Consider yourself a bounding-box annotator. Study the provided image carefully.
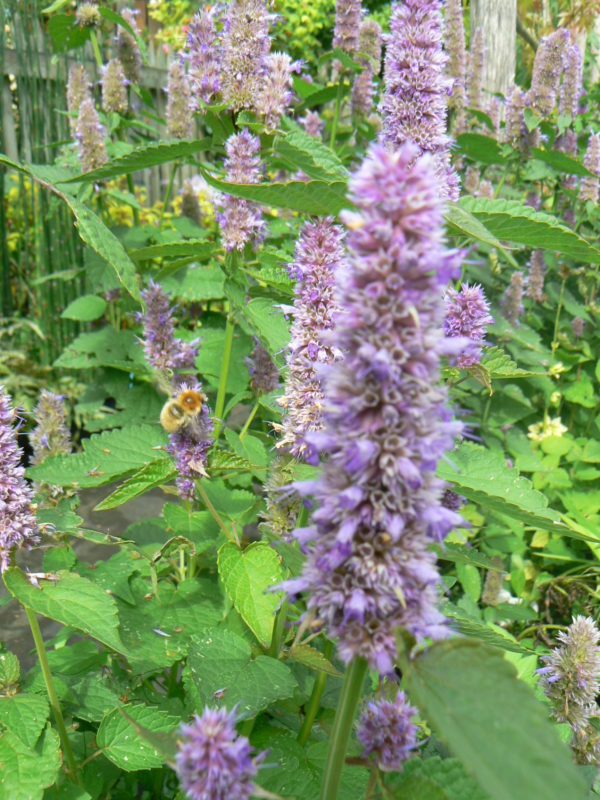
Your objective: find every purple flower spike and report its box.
[67,64,91,135]
[116,8,142,84]
[75,99,107,172]
[246,338,279,395]
[138,280,199,373]
[446,0,467,126]
[0,387,39,573]
[560,38,583,118]
[218,130,265,252]
[301,111,324,138]
[221,0,270,112]
[526,250,546,303]
[501,272,524,326]
[467,26,485,112]
[351,19,382,118]
[444,283,493,368]
[332,0,362,54]
[187,10,222,106]
[166,60,193,139]
[102,59,128,115]
[381,0,459,201]
[277,218,345,460]
[504,83,526,151]
[572,317,585,338]
[167,381,213,501]
[30,391,71,465]
[283,144,464,672]
[175,706,267,800]
[357,691,418,771]
[527,29,569,117]
[255,52,294,130]
[579,133,600,204]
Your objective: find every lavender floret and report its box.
[30,391,71,465]
[357,691,418,771]
[187,10,222,106]
[138,280,199,372]
[444,283,493,368]
[218,130,265,252]
[75,99,107,172]
[221,0,270,112]
[166,60,193,139]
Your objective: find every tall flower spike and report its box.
[527,250,546,302]
[381,0,459,201]
[277,218,345,460]
[75,99,108,172]
[255,52,294,130]
[446,0,467,126]
[444,283,493,368]
[221,0,270,112]
[166,60,193,139]
[116,8,142,84]
[138,280,199,372]
[332,0,362,54]
[0,387,39,573]
[357,691,419,771]
[102,59,128,115]
[579,133,600,204]
[467,26,485,112]
[351,19,382,117]
[301,111,324,138]
[187,10,222,106]
[560,38,583,118]
[30,391,71,465]
[501,272,524,325]
[359,18,382,68]
[504,84,526,151]
[181,180,203,226]
[487,96,502,137]
[260,456,301,540]
[167,381,213,500]
[218,130,265,252]
[246,338,279,395]
[527,29,569,117]
[283,145,464,672]
[67,64,91,135]
[175,707,267,800]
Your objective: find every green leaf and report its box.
[274,130,349,182]
[218,542,284,647]
[201,170,349,215]
[531,147,593,177]
[456,563,482,603]
[3,569,126,655]
[48,14,90,52]
[402,639,588,800]
[460,197,600,263]
[97,704,179,771]
[0,652,20,690]
[27,424,167,489]
[438,442,564,532]
[61,294,107,322]
[53,328,148,374]
[93,459,177,511]
[389,756,489,800]
[243,297,290,355]
[0,726,61,800]
[444,205,518,267]
[443,606,534,655]
[0,695,49,748]
[456,133,507,165]
[564,372,597,407]
[61,140,211,183]
[289,644,342,677]
[161,265,226,302]
[480,346,543,379]
[183,629,297,716]
[98,7,147,57]
[129,239,213,262]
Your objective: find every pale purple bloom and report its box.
[352,19,382,116]
[75,99,107,172]
[75,3,100,27]
[357,691,418,771]
[359,18,382,68]
[525,190,541,211]
[182,180,202,226]
[277,219,345,460]
[0,387,39,573]
[478,179,493,199]
[467,26,485,112]
[116,8,142,84]
[30,391,71,465]
[187,10,221,106]
[526,250,546,302]
[332,0,361,54]
[560,39,583,118]
[221,0,270,112]
[572,317,585,338]
[501,272,524,326]
[352,68,374,116]
[102,59,128,115]
[175,707,266,800]
[301,111,324,138]
[246,338,279,395]
[487,95,502,137]
[464,165,480,195]
[283,145,464,672]
[579,133,600,204]
[504,83,526,151]
[446,0,466,125]
[381,0,459,201]
[167,382,213,501]
[255,53,294,130]
[67,64,91,135]
[167,60,193,139]
[138,280,199,372]
[444,283,493,368]
[218,130,265,252]
[527,29,570,117]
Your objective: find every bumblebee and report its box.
[159,389,207,437]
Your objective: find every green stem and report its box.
[25,607,79,783]
[321,657,368,800]
[196,481,234,542]
[329,81,344,149]
[239,716,256,739]
[268,600,289,658]
[551,278,566,354]
[239,401,259,440]
[213,316,235,440]
[89,30,103,70]
[297,640,333,747]
[159,162,178,225]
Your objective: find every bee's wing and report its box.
[154,368,175,397]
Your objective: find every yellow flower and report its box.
[527,415,568,442]
[549,361,566,378]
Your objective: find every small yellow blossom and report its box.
[527,415,568,442]
[549,362,566,378]
[550,391,561,406]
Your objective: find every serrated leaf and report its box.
[274,130,349,182]
[389,757,490,800]
[444,204,513,262]
[129,239,213,262]
[201,170,349,215]
[183,629,297,716]
[531,147,593,176]
[289,644,342,677]
[53,328,149,374]
[61,140,211,183]
[0,695,49,748]
[209,450,254,473]
[480,346,543,379]
[3,569,126,655]
[161,265,226,301]
[443,606,534,655]
[460,197,600,263]
[97,704,179,771]
[243,297,290,355]
[61,294,107,321]
[48,14,89,52]
[0,652,20,690]
[218,542,284,647]
[402,639,587,800]
[438,442,564,532]
[0,726,60,800]
[456,133,507,165]
[94,459,177,510]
